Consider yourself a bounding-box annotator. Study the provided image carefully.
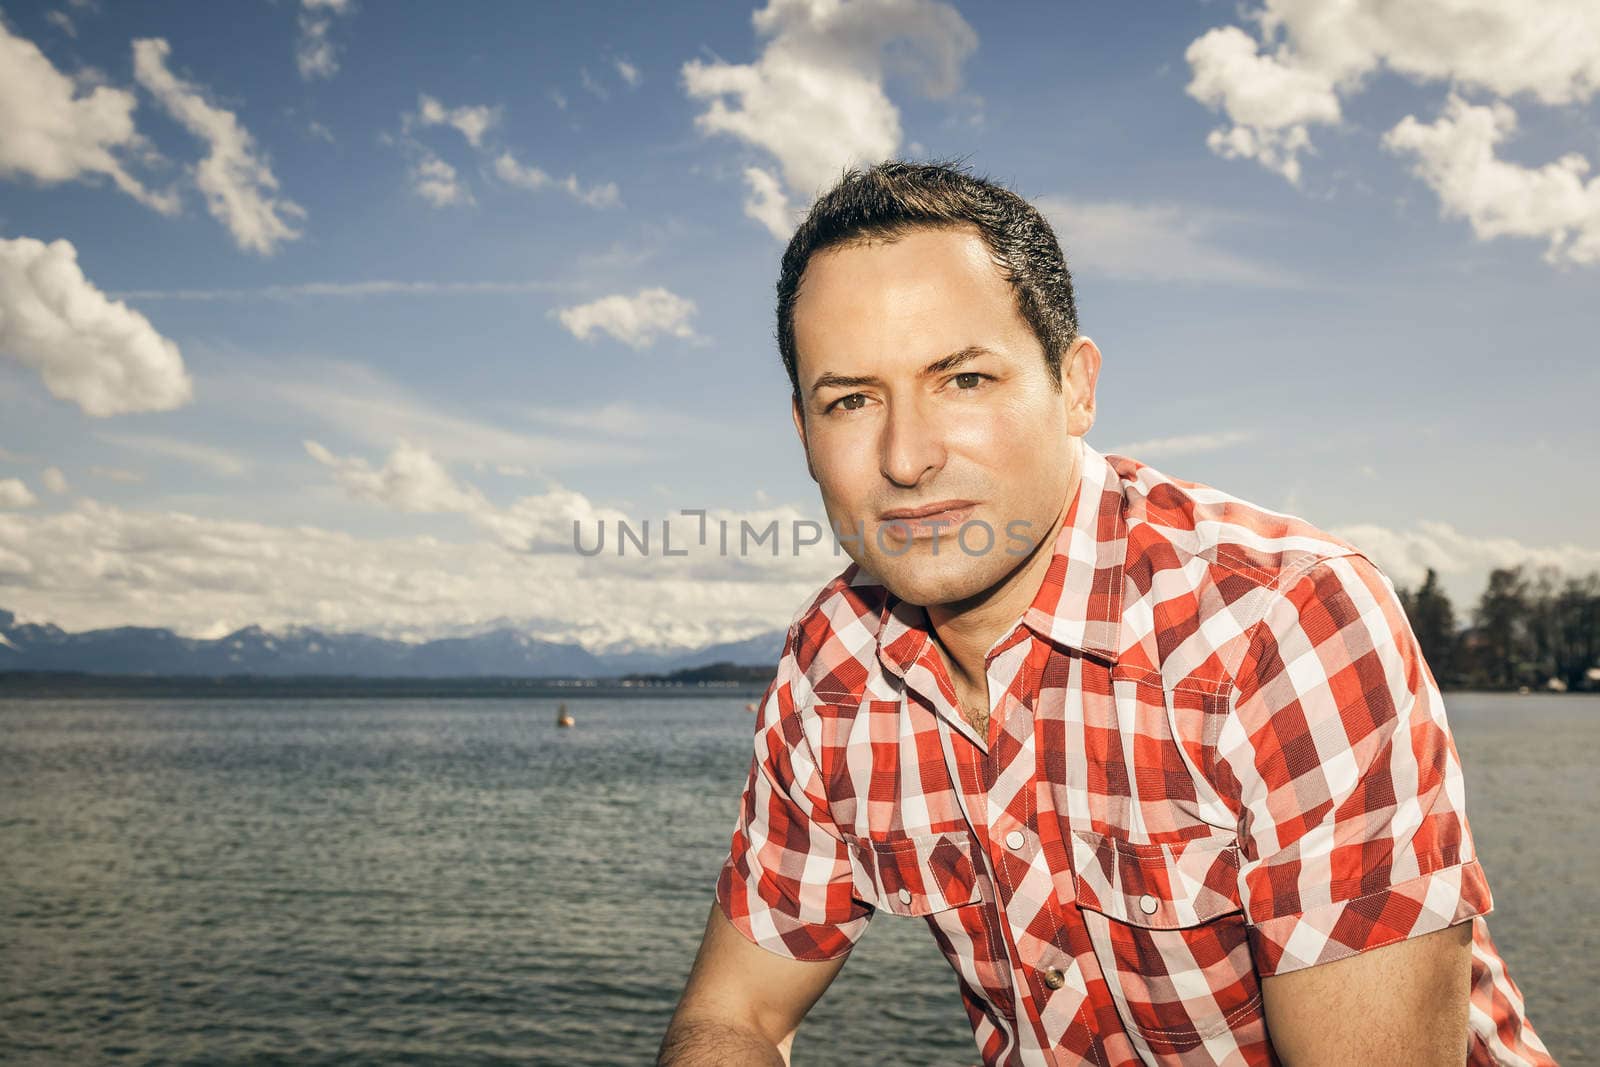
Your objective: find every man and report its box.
[658,161,1553,1065]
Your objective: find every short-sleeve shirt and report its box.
[715,440,1553,1066]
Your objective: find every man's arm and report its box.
[657,903,849,1066]
[1221,553,1492,1055]
[1260,922,1473,1065]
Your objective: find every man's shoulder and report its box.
[1107,451,1364,593]
[771,560,890,703]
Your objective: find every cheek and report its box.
[947,398,1057,470]
[808,430,874,504]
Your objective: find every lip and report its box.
[877,501,979,540]
[880,499,979,521]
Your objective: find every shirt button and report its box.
[897,887,913,905]
[1042,967,1066,990]
[1139,893,1159,915]
[1004,829,1026,851]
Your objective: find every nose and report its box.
[879,395,946,488]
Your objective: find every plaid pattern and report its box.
[716,440,1554,1066]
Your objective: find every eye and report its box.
[951,371,990,390]
[827,392,868,413]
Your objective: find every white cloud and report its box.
[0,478,37,509]
[410,153,471,207]
[296,0,355,81]
[1333,519,1600,608]
[740,166,797,241]
[0,235,193,416]
[414,94,498,148]
[682,0,977,237]
[44,10,76,38]
[132,37,306,254]
[0,493,838,651]
[1035,196,1298,287]
[580,67,608,100]
[615,57,641,87]
[1103,430,1256,459]
[40,466,68,494]
[552,287,700,349]
[1184,25,1339,185]
[94,432,248,477]
[493,150,619,207]
[0,22,177,212]
[1184,0,1600,201]
[305,439,486,514]
[1383,95,1600,266]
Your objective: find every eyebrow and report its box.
[808,344,997,396]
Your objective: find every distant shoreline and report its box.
[0,671,771,700]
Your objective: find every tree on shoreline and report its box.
[1396,564,1600,692]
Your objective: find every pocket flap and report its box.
[851,830,983,917]
[1070,831,1243,930]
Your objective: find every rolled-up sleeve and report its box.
[1220,552,1491,977]
[715,652,872,961]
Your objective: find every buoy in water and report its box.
[556,702,575,727]
[744,702,757,713]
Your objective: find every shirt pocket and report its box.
[1070,830,1265,1057]
[848,829,984,917]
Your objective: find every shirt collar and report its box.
[872,438,1127,677]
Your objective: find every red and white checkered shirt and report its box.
[716,440,1554,1065]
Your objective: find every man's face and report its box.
[789,224,1099,608]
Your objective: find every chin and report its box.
[871,551,1015,609]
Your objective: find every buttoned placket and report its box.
[897,619,1089,1066]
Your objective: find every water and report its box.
[0,691,1592,1065]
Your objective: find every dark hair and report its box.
[776,157,1078,402]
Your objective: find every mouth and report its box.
[878,500,979,540]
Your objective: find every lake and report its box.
[0,690,1591,1064]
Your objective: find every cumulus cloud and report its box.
[413,94,498,148]
[132,37,306,254]
[0,21,177,212]
[302,440,839,585]
[305,439,486,514]
[296,0,355,81]
[1184,0,1600,262]
[615,57,641,88]
[1184,25,1340,185]
[493,150,620,207]
[1036,196,1298,287]
[40,467,68,494]
[682,0,977,238]
[0,235,193,416]
[1333,519,1600,607]
[1383,95,1600,267]
[410,153,471,207]
[0,478,37,509]
[0,493,838,652]
[552,287,700,349]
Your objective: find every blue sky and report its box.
[2,0,1598,652]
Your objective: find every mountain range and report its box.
[0,608,787,679]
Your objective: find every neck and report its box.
[926,438,1084,687]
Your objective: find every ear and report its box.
[791,393,818,482]
[1062,336,1101,437]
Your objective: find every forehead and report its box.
[791,225,1029,380]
